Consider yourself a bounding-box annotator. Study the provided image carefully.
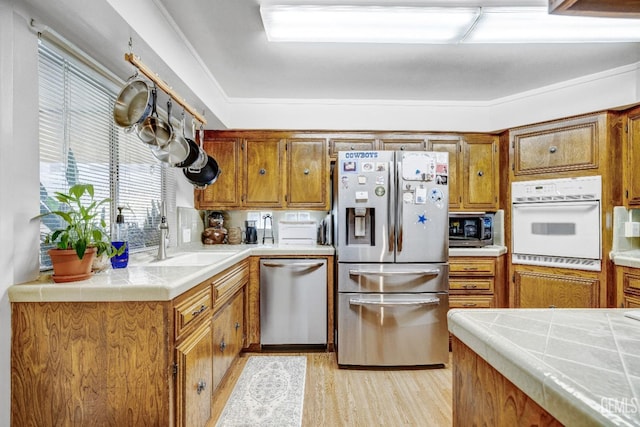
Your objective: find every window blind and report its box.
[38,39,177,269]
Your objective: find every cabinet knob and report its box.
[235,321,241,331]
[220,340,226,352]
[196,380,206,395]
[549,304,557,309]
[259,168,266,175]
[303,168,310,175]
[549,146,557,154]
[477,171,484,177]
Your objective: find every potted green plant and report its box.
[36,183,124,283]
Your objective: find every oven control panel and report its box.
[512,176,601,202]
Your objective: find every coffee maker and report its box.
[245,220,258,244]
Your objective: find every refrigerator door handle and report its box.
[349,297,441,307]
[396,159,403,252]
[348,269,440,277]
[388,159,394,253]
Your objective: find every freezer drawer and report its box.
[260,259,327,345]
[337,263,449,293]
[337,292,449,366]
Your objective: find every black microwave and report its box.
[448,213,494,247]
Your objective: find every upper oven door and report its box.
[512,200,601,260]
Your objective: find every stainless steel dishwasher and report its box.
[260,259,327,346]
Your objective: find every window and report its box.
[38,38,176,269]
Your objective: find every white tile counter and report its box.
[611,249,640,269]
[9,244,335,302]
[448,308,640,427]
[449,245,507,257]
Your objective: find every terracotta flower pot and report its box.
[48,247,97,283]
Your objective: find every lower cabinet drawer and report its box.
[449,295,494,309]
[449,278,494,293]
[624,294,640,308]
[174,286,212,340]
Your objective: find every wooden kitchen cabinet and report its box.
[197,131,329,210]
[449,255,506,309]
[244,137,285,207]
[549,0,640,18]
[213,289,245,391]
[512,267,599,308]
[11,260,249,427]
[509,113,605,178]
[286,138,329,209]
[328,134,377,158]
[615,265,640,308]
[430,134,499,211]
[378,134,428,151]
[623,106,640,206]
[196,136,243,209]
[175,319,213,427]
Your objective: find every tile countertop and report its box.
[611,249,640,269]
[448,308,640,427]
[9,244,335,303]
[449,245,507,257]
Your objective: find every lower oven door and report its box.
[512,200,600,260]
[337,292,448,367]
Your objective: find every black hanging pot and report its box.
[174,137,201,168]
[183,155,221,189]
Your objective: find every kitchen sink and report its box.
[132,251,237,267]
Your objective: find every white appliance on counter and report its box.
[334,150,449,367]
[511,176,602,271]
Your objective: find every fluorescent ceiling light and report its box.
[260,5,480,44]
[260,5,640,44]
[466,7,640,43]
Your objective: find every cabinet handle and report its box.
[549,146,557,154]
[235,321,241,331]
[463,284,477,289]
[259,168,266,175]
[477,171,483,177]
[196,380,206,395]
[462,303,477,307]
[192,304,207,317]
[220,340,226,352]
[549,305,557,309]
[463,267,479,271]
[303,168,310,175]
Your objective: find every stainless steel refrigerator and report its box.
[335,150,449,367]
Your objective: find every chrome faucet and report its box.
[157,201,169,260]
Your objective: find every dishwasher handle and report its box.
[349,297,441,307]
[262,261,325,269]
[349,269,440,277]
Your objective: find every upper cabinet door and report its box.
[510,115,601,177]
[243,138,285,207]
[463,135,499,211]
[196,136,242,209]
[625,106,640,206]
[286,138,329,209]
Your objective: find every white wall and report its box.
[0,1,41,425]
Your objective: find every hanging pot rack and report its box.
[124,53,207,126]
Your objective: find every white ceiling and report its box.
[15,0,640,131]
[159,0,640,101]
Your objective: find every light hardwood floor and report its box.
[211,352,453,426]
